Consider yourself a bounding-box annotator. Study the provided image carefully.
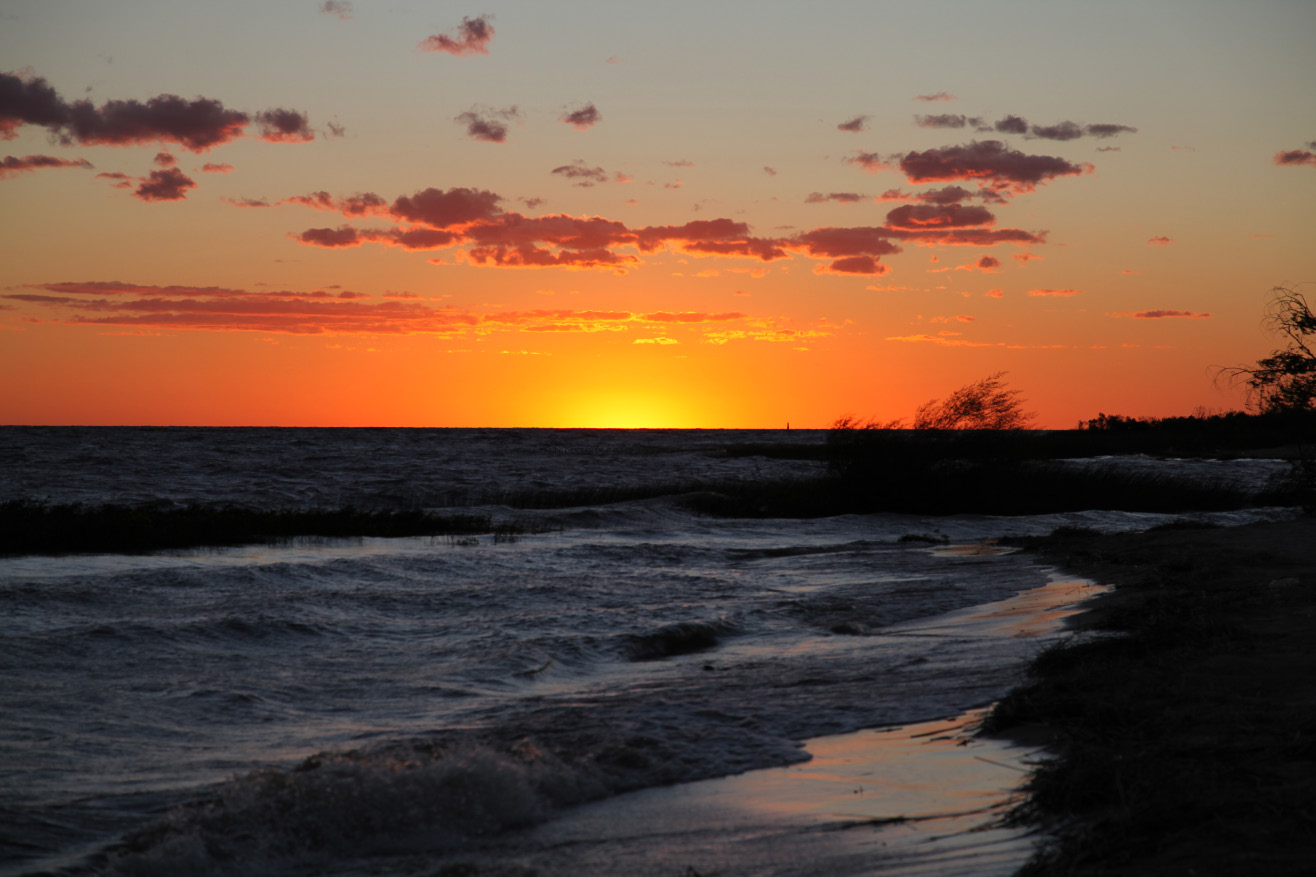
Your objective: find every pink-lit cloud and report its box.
[846,151,890,173]
[1029,288,1083,296]
[914,92,956,102]
[1147,235,1173,246]
[281,190,388,216]
[0,153,92,178]
[885,203,995,230]
[561,103,601,130]
[134,167,195,201]
[201,162,233,173]
[1274,143,1316,167]
[419,15,495,55]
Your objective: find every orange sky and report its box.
[2,1,1314,427]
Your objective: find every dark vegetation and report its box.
[0,500,534,557]
[983,518,1316,875]
[1218,284,1316,415]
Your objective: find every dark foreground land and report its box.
[987,515,1316,875]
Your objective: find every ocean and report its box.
[0,427,1294,876]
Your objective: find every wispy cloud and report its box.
[454,105,519,143]
[419,15,495,55]
[0,153,92,178]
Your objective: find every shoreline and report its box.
[356,565,1104,876]
[986,514,1316,874]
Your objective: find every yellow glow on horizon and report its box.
[559,390,696,429]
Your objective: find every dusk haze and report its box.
[3,0,1313,427]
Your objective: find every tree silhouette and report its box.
[1222,285,1316,414]
[912,371,1037,430]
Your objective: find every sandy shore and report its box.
[987,514,1316,875]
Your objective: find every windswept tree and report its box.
[1221,285,1316,414]
[912,371,1037,430]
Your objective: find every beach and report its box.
[987,515,1316,874]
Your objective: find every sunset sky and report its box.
[2,0,1314,428]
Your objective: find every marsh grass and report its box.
[0,500,538,557]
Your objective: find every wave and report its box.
[72,715,807,876]
[622,618,736,661]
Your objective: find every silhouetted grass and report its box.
[983,518,1316,875]
[0,500,537,557]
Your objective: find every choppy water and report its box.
[0,428,1295,875]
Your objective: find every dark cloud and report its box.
[819,255,887,275]
[1,71,312,152]
[254,108,314,143]
[792,226,903,259]
[133,167,196,201]
[223,196,270,208]
[915,114,968,129]
[64,94,250,151]
[993,113,1137,141]
[419,15,495,55]
[993,115,1029,135]
[391,186,502,227]
[152,151,175,166]
[898,140,1091,194]
[1085,123,1138,138]
[561,103,601,130]
[915,92,956,102]
[762,166,777,176]
[804,192,864,204]
[975,255,1000,272]
[551,160,609,186]
[665,159,695,168]
[201,162,233,173]
[0,153,92,178]
[0,72,68,139]
[297,226,363,248]
[454,106,518,143]
[837,115,869,133]
[885,203,995,229]
[1029,120,1084,141]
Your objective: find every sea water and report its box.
[0,428,1293,875]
